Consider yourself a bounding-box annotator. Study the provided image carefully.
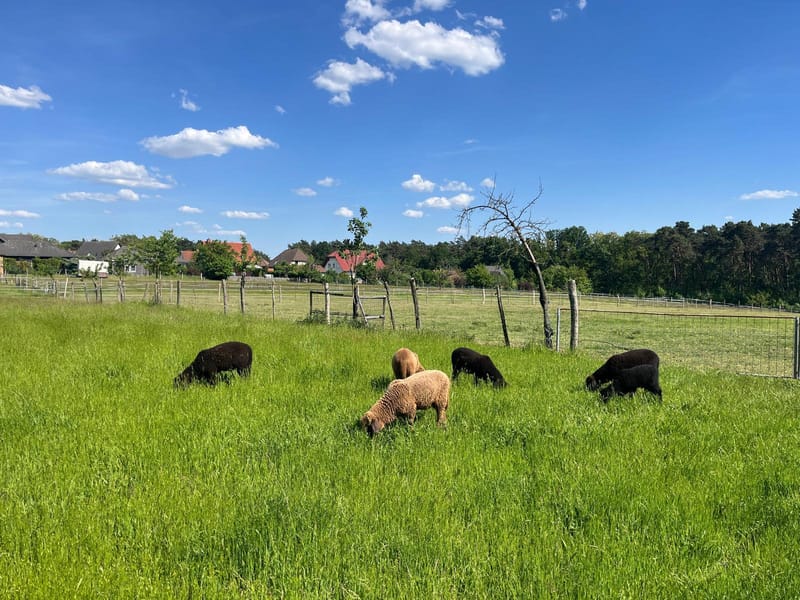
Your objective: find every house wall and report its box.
[78,259,109,275]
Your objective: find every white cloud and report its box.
[141,125,278,158]
[116,188,140,201]
[313,58,388,106]
[179,205,203,214]
[177,89,200,112]
[294,187,317,197]
[476,16,504,30]
[480,177,496,188]
[417,193,473,209]
[0,209,39,218]
[345,20,504,76]
[335,206,354,218]
[0,221,24,229]
[402,173,436,192]
[344,0,390,24]
[56,188,139,202]
[578,0,588,9]
[413,0,450,11]
[437,225,459,234]
[317,176,338,187]
[49,160,175,189]
[0,84,52,109]
[221,210,270,220]
[403,209,424,218]
[740,189,799,200]
[211,224,248,237]
[550,9,567,22]
[440,180,473,192]
[275,104,286,115]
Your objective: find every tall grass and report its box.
[0,298,798,598]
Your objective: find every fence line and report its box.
[4,275,799,378]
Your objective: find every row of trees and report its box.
[289,209,800,309]
[11,208,800,310]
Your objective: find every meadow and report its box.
[1,297,799,598]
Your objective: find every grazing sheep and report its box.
[174,341,252,388]
[391,347,425,379]
[585,348,660,391]
[600,364,662,402]
[451,347,507,388]
[360,370,450,436]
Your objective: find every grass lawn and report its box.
[0,298,799,598]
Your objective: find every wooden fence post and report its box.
[568,279,579,351]
[222,279,228,315]
[383,280,396,330]
[239,276,246,314]
[176,280,181,306]
[496,285,510,347]
[324,282,331,325]
[410,277,421,330]
[271,281,276,320]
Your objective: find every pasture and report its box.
[1,298,799,598]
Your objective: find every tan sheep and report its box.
[360,369,450,436]
[391,347,425,379]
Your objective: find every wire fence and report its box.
[3,275,799,379]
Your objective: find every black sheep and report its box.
[600,364,662,402]
[585,348,659,391]
[451,346,507,388]
[174,341,253,388]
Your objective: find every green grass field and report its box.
[1,298,799,598]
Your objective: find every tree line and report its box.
[9,208,800,309]
[291,209,800,309]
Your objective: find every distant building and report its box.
[323,250,385,275]
[74,240,121,276]
[270,248,310,268]
[0,234,72,276]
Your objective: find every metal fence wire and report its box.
[568,308,799,379]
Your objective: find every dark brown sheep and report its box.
[391,347,425,379]
[174,341,252,388]
[360,370,450,436]
[451,347,506,388]
[600,364,662,401]
[585,348,659,391]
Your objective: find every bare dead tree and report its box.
[456,180,554,348]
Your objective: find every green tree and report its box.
[135,230,179,304]
[195,241,235,280]
[136,230,179,279]
[464,264,494,288]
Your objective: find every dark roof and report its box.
[271,248,310,266]
[74,240,121,258]
[0,234,72,259]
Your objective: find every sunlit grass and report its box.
[1,298,799,597]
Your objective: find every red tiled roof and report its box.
[326,250,385,271]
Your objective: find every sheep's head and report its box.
[585,375,599,391]
[360,413,385,437]
[173,368,194,389]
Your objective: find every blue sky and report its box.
[1,0,799,258]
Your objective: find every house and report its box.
[0,234,72,276]
[270,248,310,268]
[74,240,121,276]
[176,250,195,268]
[323,250,385,275]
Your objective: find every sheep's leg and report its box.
[435,404,447,427]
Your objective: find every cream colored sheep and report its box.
[391,347,425,379]
[360,370,450,436]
